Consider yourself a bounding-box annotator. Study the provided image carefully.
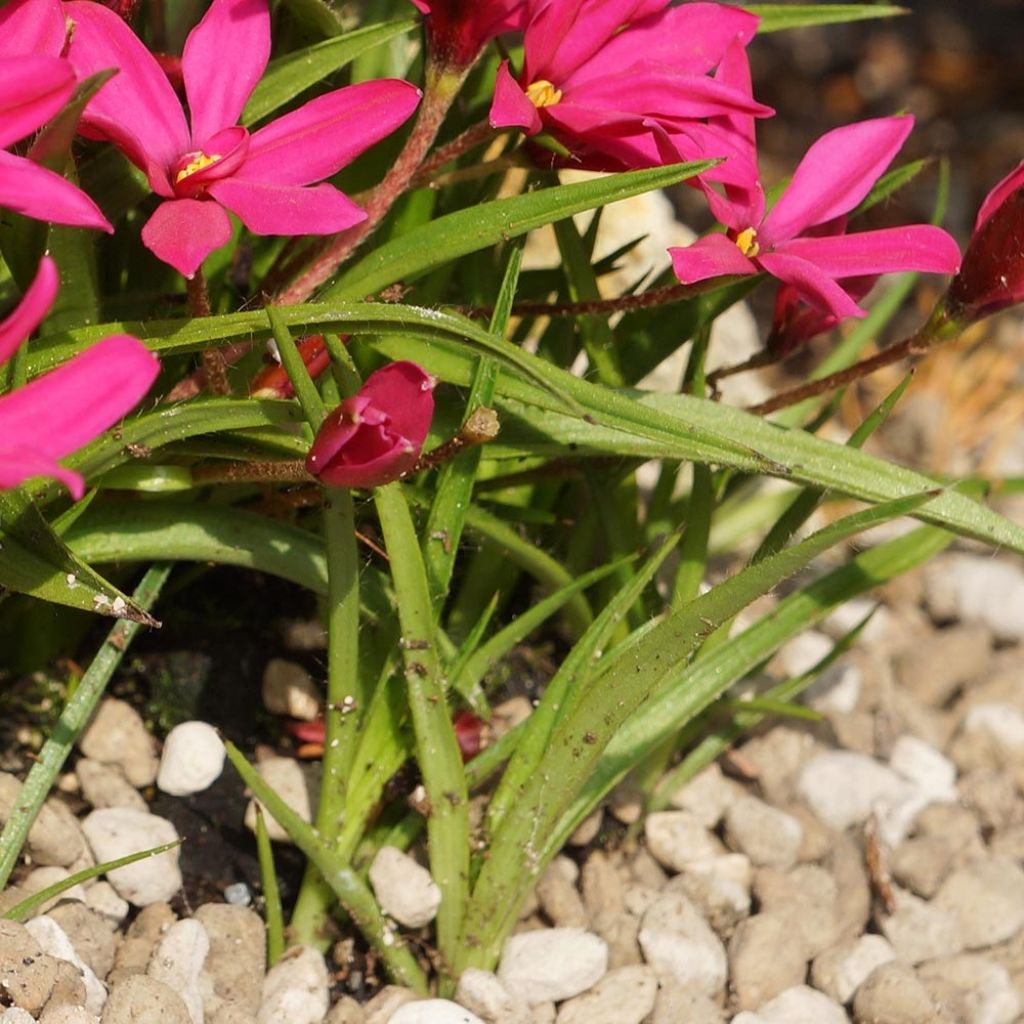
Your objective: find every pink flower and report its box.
[0,55,112,230]
[945,160,1024,323]
[0,257,160,498]
[488,0,772,173]
[306,362,435,488]
[0,0,67,59]
[65,0,421,278]
[670,116,962,322]
[765,277,877,356]
[410,0,526,67]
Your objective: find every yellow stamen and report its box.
[175,152,223,184]
[525,80,563,109]
[735,227,760,258]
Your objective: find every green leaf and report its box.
[853,159,931,218]
[277,0,347,38]
[748,4,907,32]
[324,160,717,300]
[242,19,417,125]
[0,491,155,623]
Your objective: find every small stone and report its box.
[388,1001,484,1024]
[666,763,741,828]
[81,808,182,906]
[889,835,958,898]
[324,995,365,1024]
[102,975,191,1024]
[368,847,441,929]
[724,797,803,869]
[957,704,1024,769]
[75,760,147,812]
[607,776,644,825]
[739,728,823,806]
[778,631,834,677]
[852,961,936,1024]
[0,1010,38,1024]
[566,809,602,848]
[535,858,587,930]
[79,699,159,788]
[934,858,1024,949]
[22,867,86,913]
[195,904,266,1019]
[454,969,529,1024]
[84,882,129,928]
[643,811,725,872]
[157,722,225,796]
[878,890,964,964]
[889,735,957,798]
[806,664,862,715]
[147,919,209,1024]
[45,902,118,980]
[729,913,808,1010]
[895,623,992,708]
[0,919,75,1015]
[580,852,624,919]
[830,837,872,938]
[256,946,328,1024]
[363,986,417,1024]
[109,902,175,982]
[0,774,86,868]
[924,555,1024,642]
[554,965,656,1024]
[498,929,607,1005]
[754,865,843,959]
[39,1006,100,1024]
[243,758,318,843]
[637,892,727,998]
[667,854,751,937]
[732,985,847,1024]
[261,660,320,721]
[25,915,106,1015]
[917,954,1020,1024]
[797,751,910,832]
[812,935,896,1005]
[527,1005,554,1024]
[650,983,725,1024]
[279,619,326,651]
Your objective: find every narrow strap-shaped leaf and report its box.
[749,4,906,32]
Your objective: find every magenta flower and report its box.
[0,0,66,59]
[65,0,421,278]
[410,0,526,67]
[0,55,112,230]
[488,0,772,173]
[306,362,436,488]
[0,257,160,498]
[670,116,962,322]
[945,160,1024,323]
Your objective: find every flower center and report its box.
[174,151,223,185]
[735,227,760,258]
[525,80,563,109]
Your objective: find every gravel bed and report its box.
[3,545,1024,1022]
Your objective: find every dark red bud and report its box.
[306,361,435,489]
[410,0,525,68]
[453,710,485,761]
[250,335,332,399]
[946,165,1024,324]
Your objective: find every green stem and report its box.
[0,563,170,889]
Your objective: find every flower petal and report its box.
[208,179,366,236]
[65,0,189,183]
[489,60,542,133]
[140,197,233,277]
[0,334,159,496]
[0,149,112,231]
[182,0,270,146]
[241,80,421,186]
[975,159,1024,233]
[0,448,84,497]
[0,256,58,366]
[669,232,758,283]
[0,0,67,59]
[778,226,961,278]
[757,250,865,320]
[761,116,914,244]
[0,55,75,148]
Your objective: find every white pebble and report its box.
[796,751,910,832]
[644,811,724,871]
[637,892,727,998]
[148,919,210,1024]
[257,945,328,1024]
[812,934,896,1004]
[498,929,608,1005]
[157,721,226,796]
[925,556,1024,642]
[388,1000,485,1024]
[25,915,106,1015]
[733,984,847,1024]
[455,968,529,1024]
[81,807,182,906]
[261,659,321,721]
[243,757,318,843]
[963,704,1024,757]
[724,796,803,869]
[0,1010,37,1024]
[778,631,834,677]
[78,698,159,787]
[369,847,441,928]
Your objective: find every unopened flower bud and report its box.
[306,361,435,489]
[945,161,1024,324]
[250,335,331,399]
[410,0,524,68]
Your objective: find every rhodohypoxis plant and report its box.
[5,0,1024,1009]
[0,258,159,495]
[64,0,421,277]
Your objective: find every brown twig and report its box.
[745,328,940,417]
[410,119,498,188]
